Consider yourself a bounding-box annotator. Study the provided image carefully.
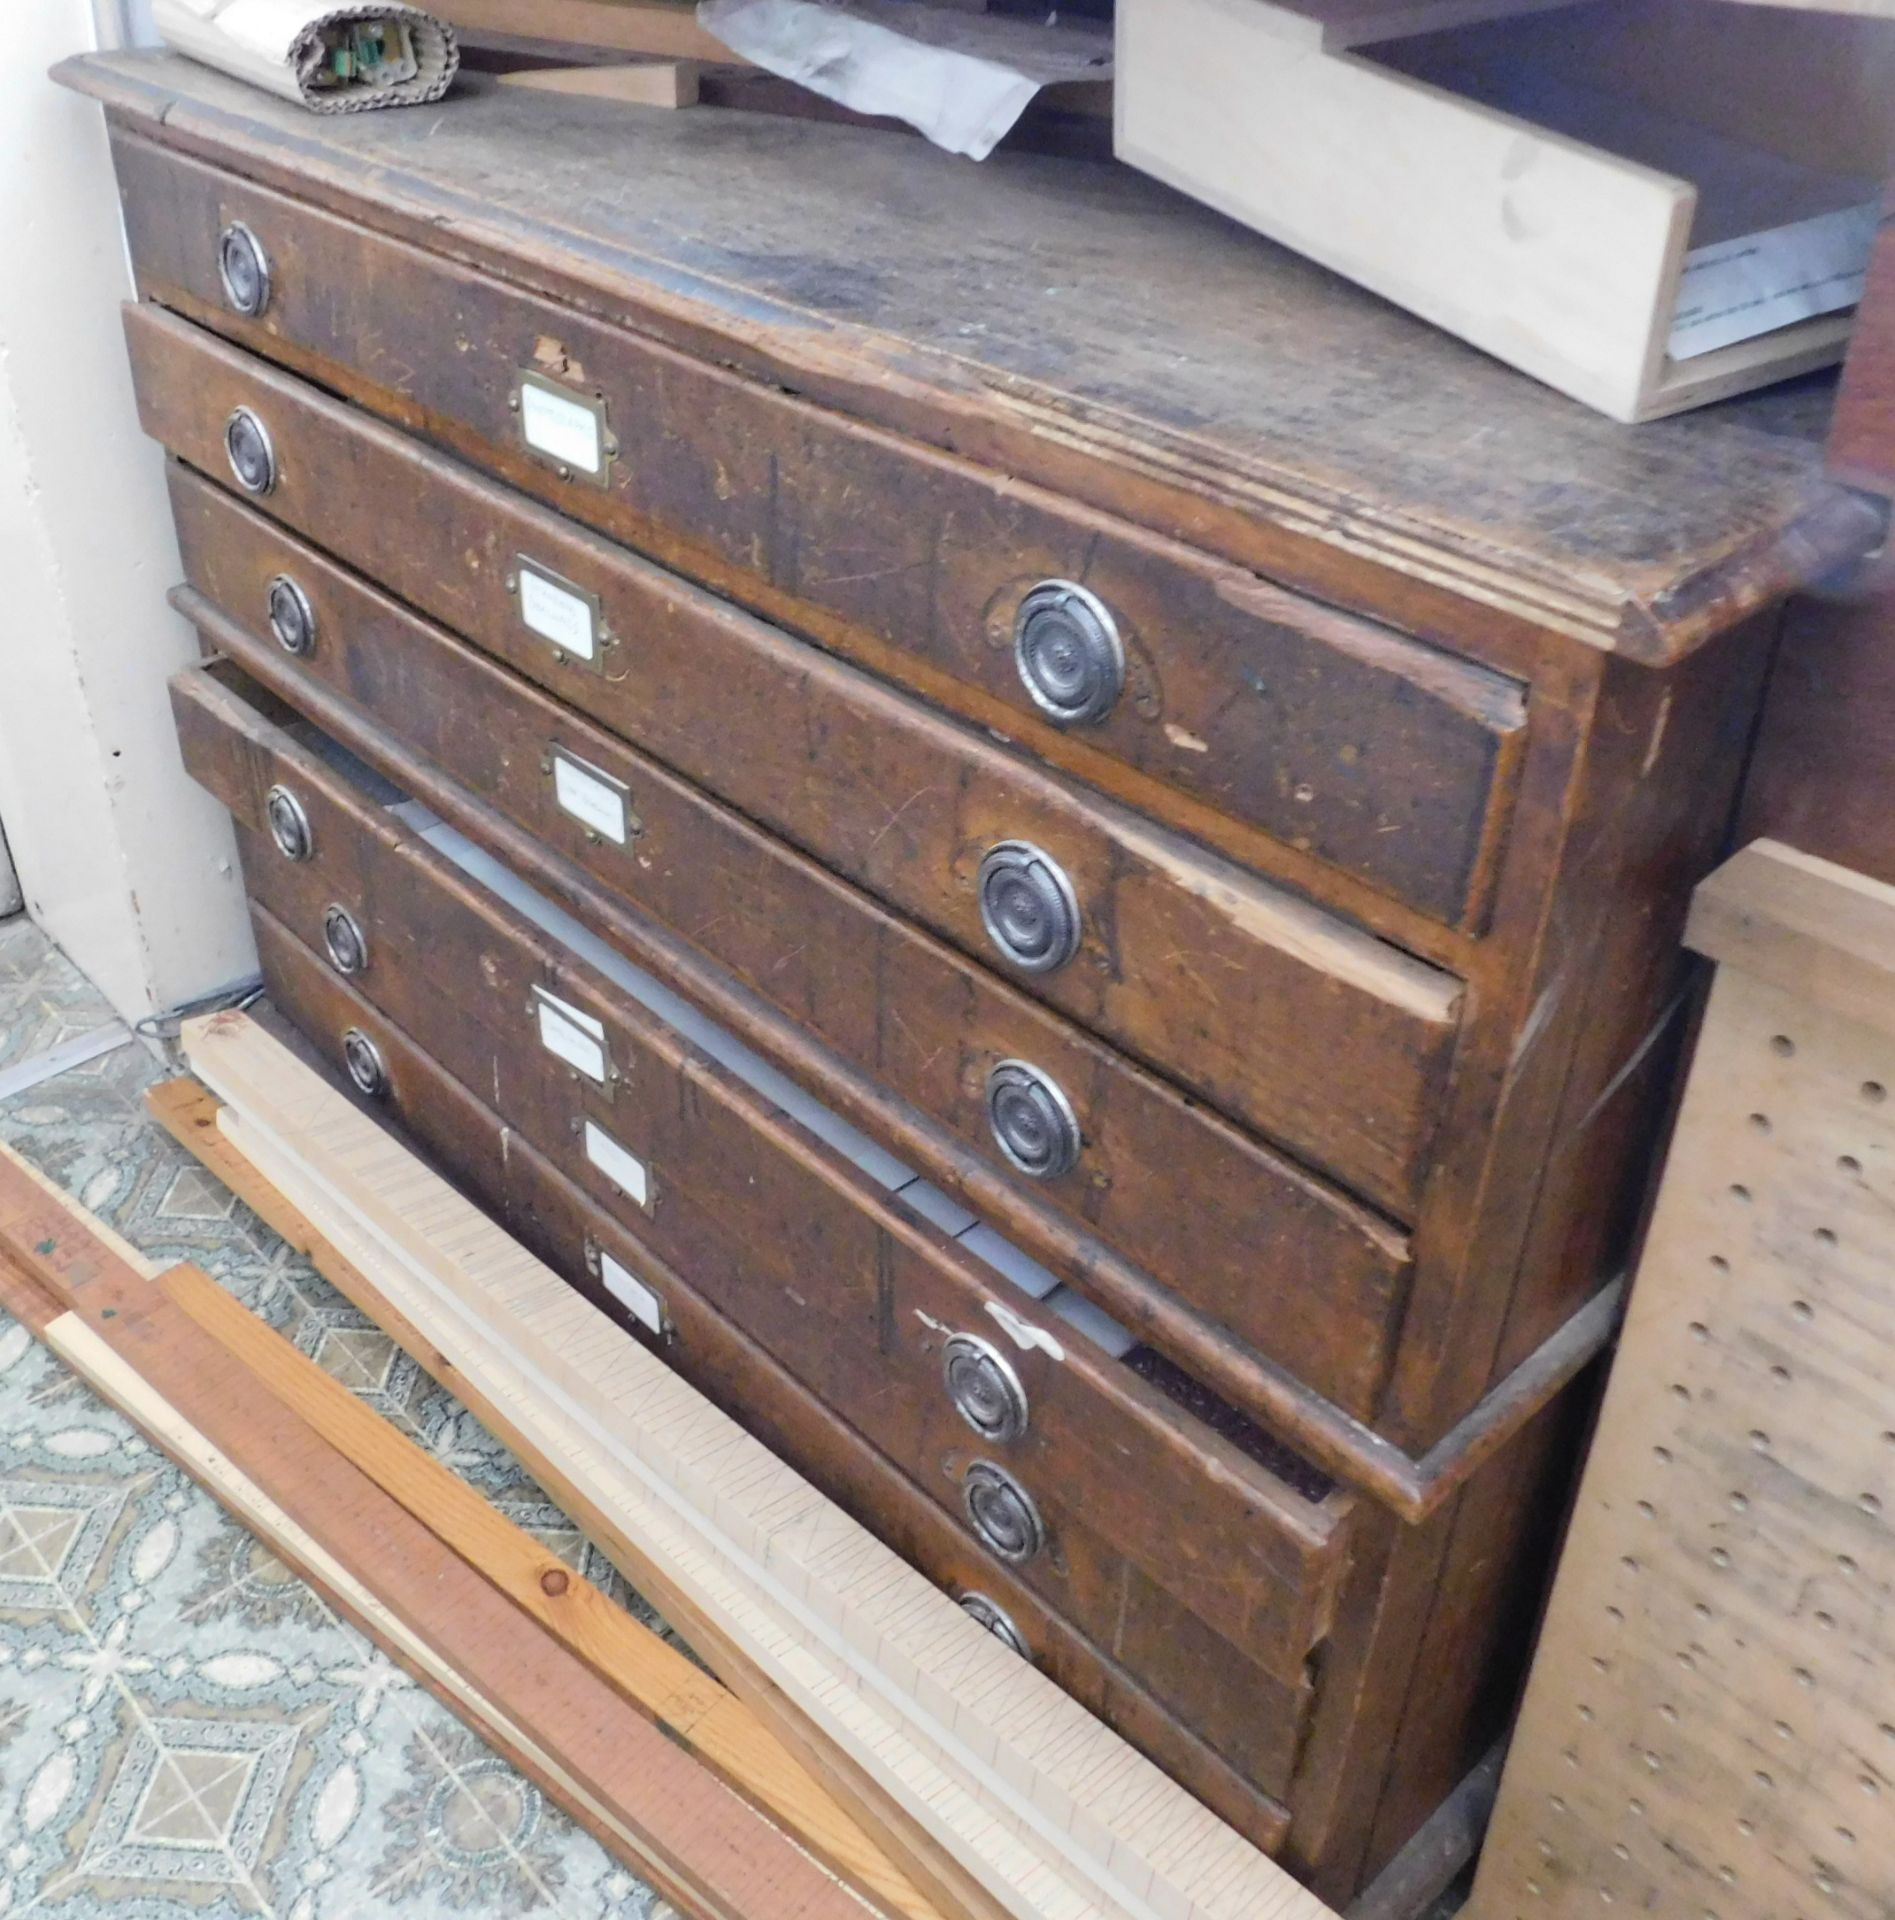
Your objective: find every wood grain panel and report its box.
[113,131,1527,930]
[170,662,1352,1677]
[222,943,1318,1823]
[129,318,1467,1218]
[167,480,1413,1417]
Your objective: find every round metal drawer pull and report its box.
[976,842,1081,975]
[266,575,317,656]
[962,1462,1046,1565]
[985,1061,1081,1181]
[224,407,277,495]
[264,785,313,863]
[217,221,272,317]
[959,1593,1030,1658]
[1013,581,1124,728]
[341,1028,388,1098]
[322,904,369,977]
[943,1333,1029,1443]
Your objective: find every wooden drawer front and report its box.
[239,910,1317,1827]
[173,664,1350,1678]
[133,310,1465,1222]
[116,132,1526,931]
[1830,194,1895,493]
[175,476,1411,1419]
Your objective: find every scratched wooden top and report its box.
[61,52,1884,663]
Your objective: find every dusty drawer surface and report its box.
[248,916,1313,1835]
[63,49,1877,671]
[131,304,1465,1230]
[172,662,1353,1682]
[112,133,1527,932]
[170,470,1416,1422]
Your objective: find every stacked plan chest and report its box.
[61,50,1886,1905]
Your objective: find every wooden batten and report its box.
[0,1155,887,1920]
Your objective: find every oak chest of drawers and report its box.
[63,48,1887,1907]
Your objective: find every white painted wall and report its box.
[0,0,255,1018]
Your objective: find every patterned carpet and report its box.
[0,916,682,1919]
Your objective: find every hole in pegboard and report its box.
[1711,1254,1731,1272]
[1730,1183,1753,1202]
[1749,1111,1773,1133]
[1839,1154,1862,1175]
[1771,1034,1797,1057]
[1863,1081,1887,1105]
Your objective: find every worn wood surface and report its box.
[170,494,1419,1417]
[57,52,1880,668]
[170,663,1352,1677]
[1740,580,1895,891]
[139,336,1468,1211]
[152,1040,1311,1844]
[1743,195,1894,888]
[112,133,1535,940]
[1829,194,1895,494]
[1469,864,1895,1920]
[171,572,1418,1427]
[156,1257,943,1920]
[182,1009,1338,1920]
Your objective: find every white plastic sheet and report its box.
[697,0,1111,159]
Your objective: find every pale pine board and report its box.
[1469,945,1895,1916]
[183,1012,1330,1920]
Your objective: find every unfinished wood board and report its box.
[182,1011,1333,1920]
[430,0,749,60]
[0,1242,870,1920]
[1467,851,1895,1920]
[497,60,700,105]
[1114,0,1890,419]
[156,1257,940,1920]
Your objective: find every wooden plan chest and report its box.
[61,48,1886,1904]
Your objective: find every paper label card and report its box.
[517,373,607,477]
[597,1247,666,1336]
[516,562,599,662]
[550,748,631,846]
[584,1120,651,1209]
[533,987,608,1084]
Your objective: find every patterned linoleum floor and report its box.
[0,914,683,1920]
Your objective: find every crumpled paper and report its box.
[697,0,1111,159]
[153,0,458,112]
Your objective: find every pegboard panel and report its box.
[1469,953,1895,1920]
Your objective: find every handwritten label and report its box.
[516,562,598,662]
[598,1247,665,1336]
[533,987,608,1084]
[518,375,605,475]
[551,749,630,845]
[584,1120,650,1209]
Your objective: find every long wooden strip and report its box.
[217,1097,1094,1920]
[157,1258,940,1920]
[0,1239,870,1920]
[183,1010,1332,1920]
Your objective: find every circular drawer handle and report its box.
[224,407,277,495]
[217,221,272,318]
[264,785,313,863]
[322,904,370,977]
[959,1592,1030,1658]
[341,1027,388,1098]
[986,1061,1080,1180]
[962,1462,1045,1564]
[977,842,1081,975]
[1014,581,1123,728]
[943,1333,1029,1442]
[266,575,317,656]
